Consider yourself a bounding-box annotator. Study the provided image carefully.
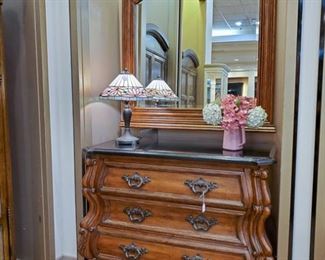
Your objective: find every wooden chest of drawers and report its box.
[78,141,275,260]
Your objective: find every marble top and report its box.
[84,137,275,166]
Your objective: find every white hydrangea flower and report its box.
[202,103,222,126]
[247,106,268,128]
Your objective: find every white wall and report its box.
[42,1,122,258]
[78,0,121,148]
[138,0,179,88]
[45,0,77,258]
[204,0,213,64]
[3,0,56,258]
[292,1,321,259]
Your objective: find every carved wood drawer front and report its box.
[96,233,248,260]
[101,160,248,209]
[80,150,274,259]
[101,196,245,245]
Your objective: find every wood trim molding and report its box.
[69,1,86,259]
[0,3,14,258]
[146,23,170,52]
[122,0,142,73]
[33,0,56,258]
[122,0,277,131]
[182,49,200,68]
[257,0,276,124]
[127,106,275,132]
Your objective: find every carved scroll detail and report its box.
[248,168,273,259]
[78,157,105,259]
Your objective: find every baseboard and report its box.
[57,256,77,260]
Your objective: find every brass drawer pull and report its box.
[186,214,217,232]
[122,172,151,189]
[184,178,217,198]
[123,207,152,223]
[183,255,204,260]
[119,243,148,259]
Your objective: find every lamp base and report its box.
[115,128,139,147]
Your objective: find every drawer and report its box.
[96,232,249,260]
[101,196,245,246]
[100,158,250,209]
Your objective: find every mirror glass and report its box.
[135,0,259,108]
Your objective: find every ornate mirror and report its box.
[122,0,276,132]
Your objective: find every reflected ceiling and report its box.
[212,0,259,42]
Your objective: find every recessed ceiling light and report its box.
[256,21,260,25]
[235,21,242,27]
[234,58,239,62]
[212,29,237,37]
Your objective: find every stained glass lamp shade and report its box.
[100,70,147,100]
[145,78,179,101]
[100,70,148,146]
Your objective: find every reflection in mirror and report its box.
[135,0,259,108]
[135,0,180,89]
[207,0,259,104]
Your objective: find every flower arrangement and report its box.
[203,95,267,130]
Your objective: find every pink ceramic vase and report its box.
[222,128,246,151]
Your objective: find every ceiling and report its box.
[211,41,258,70]
[211,0,259,70]
[212,0,259,38]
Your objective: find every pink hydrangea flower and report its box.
[220,95,256,130]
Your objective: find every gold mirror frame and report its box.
[122,0,276,132]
